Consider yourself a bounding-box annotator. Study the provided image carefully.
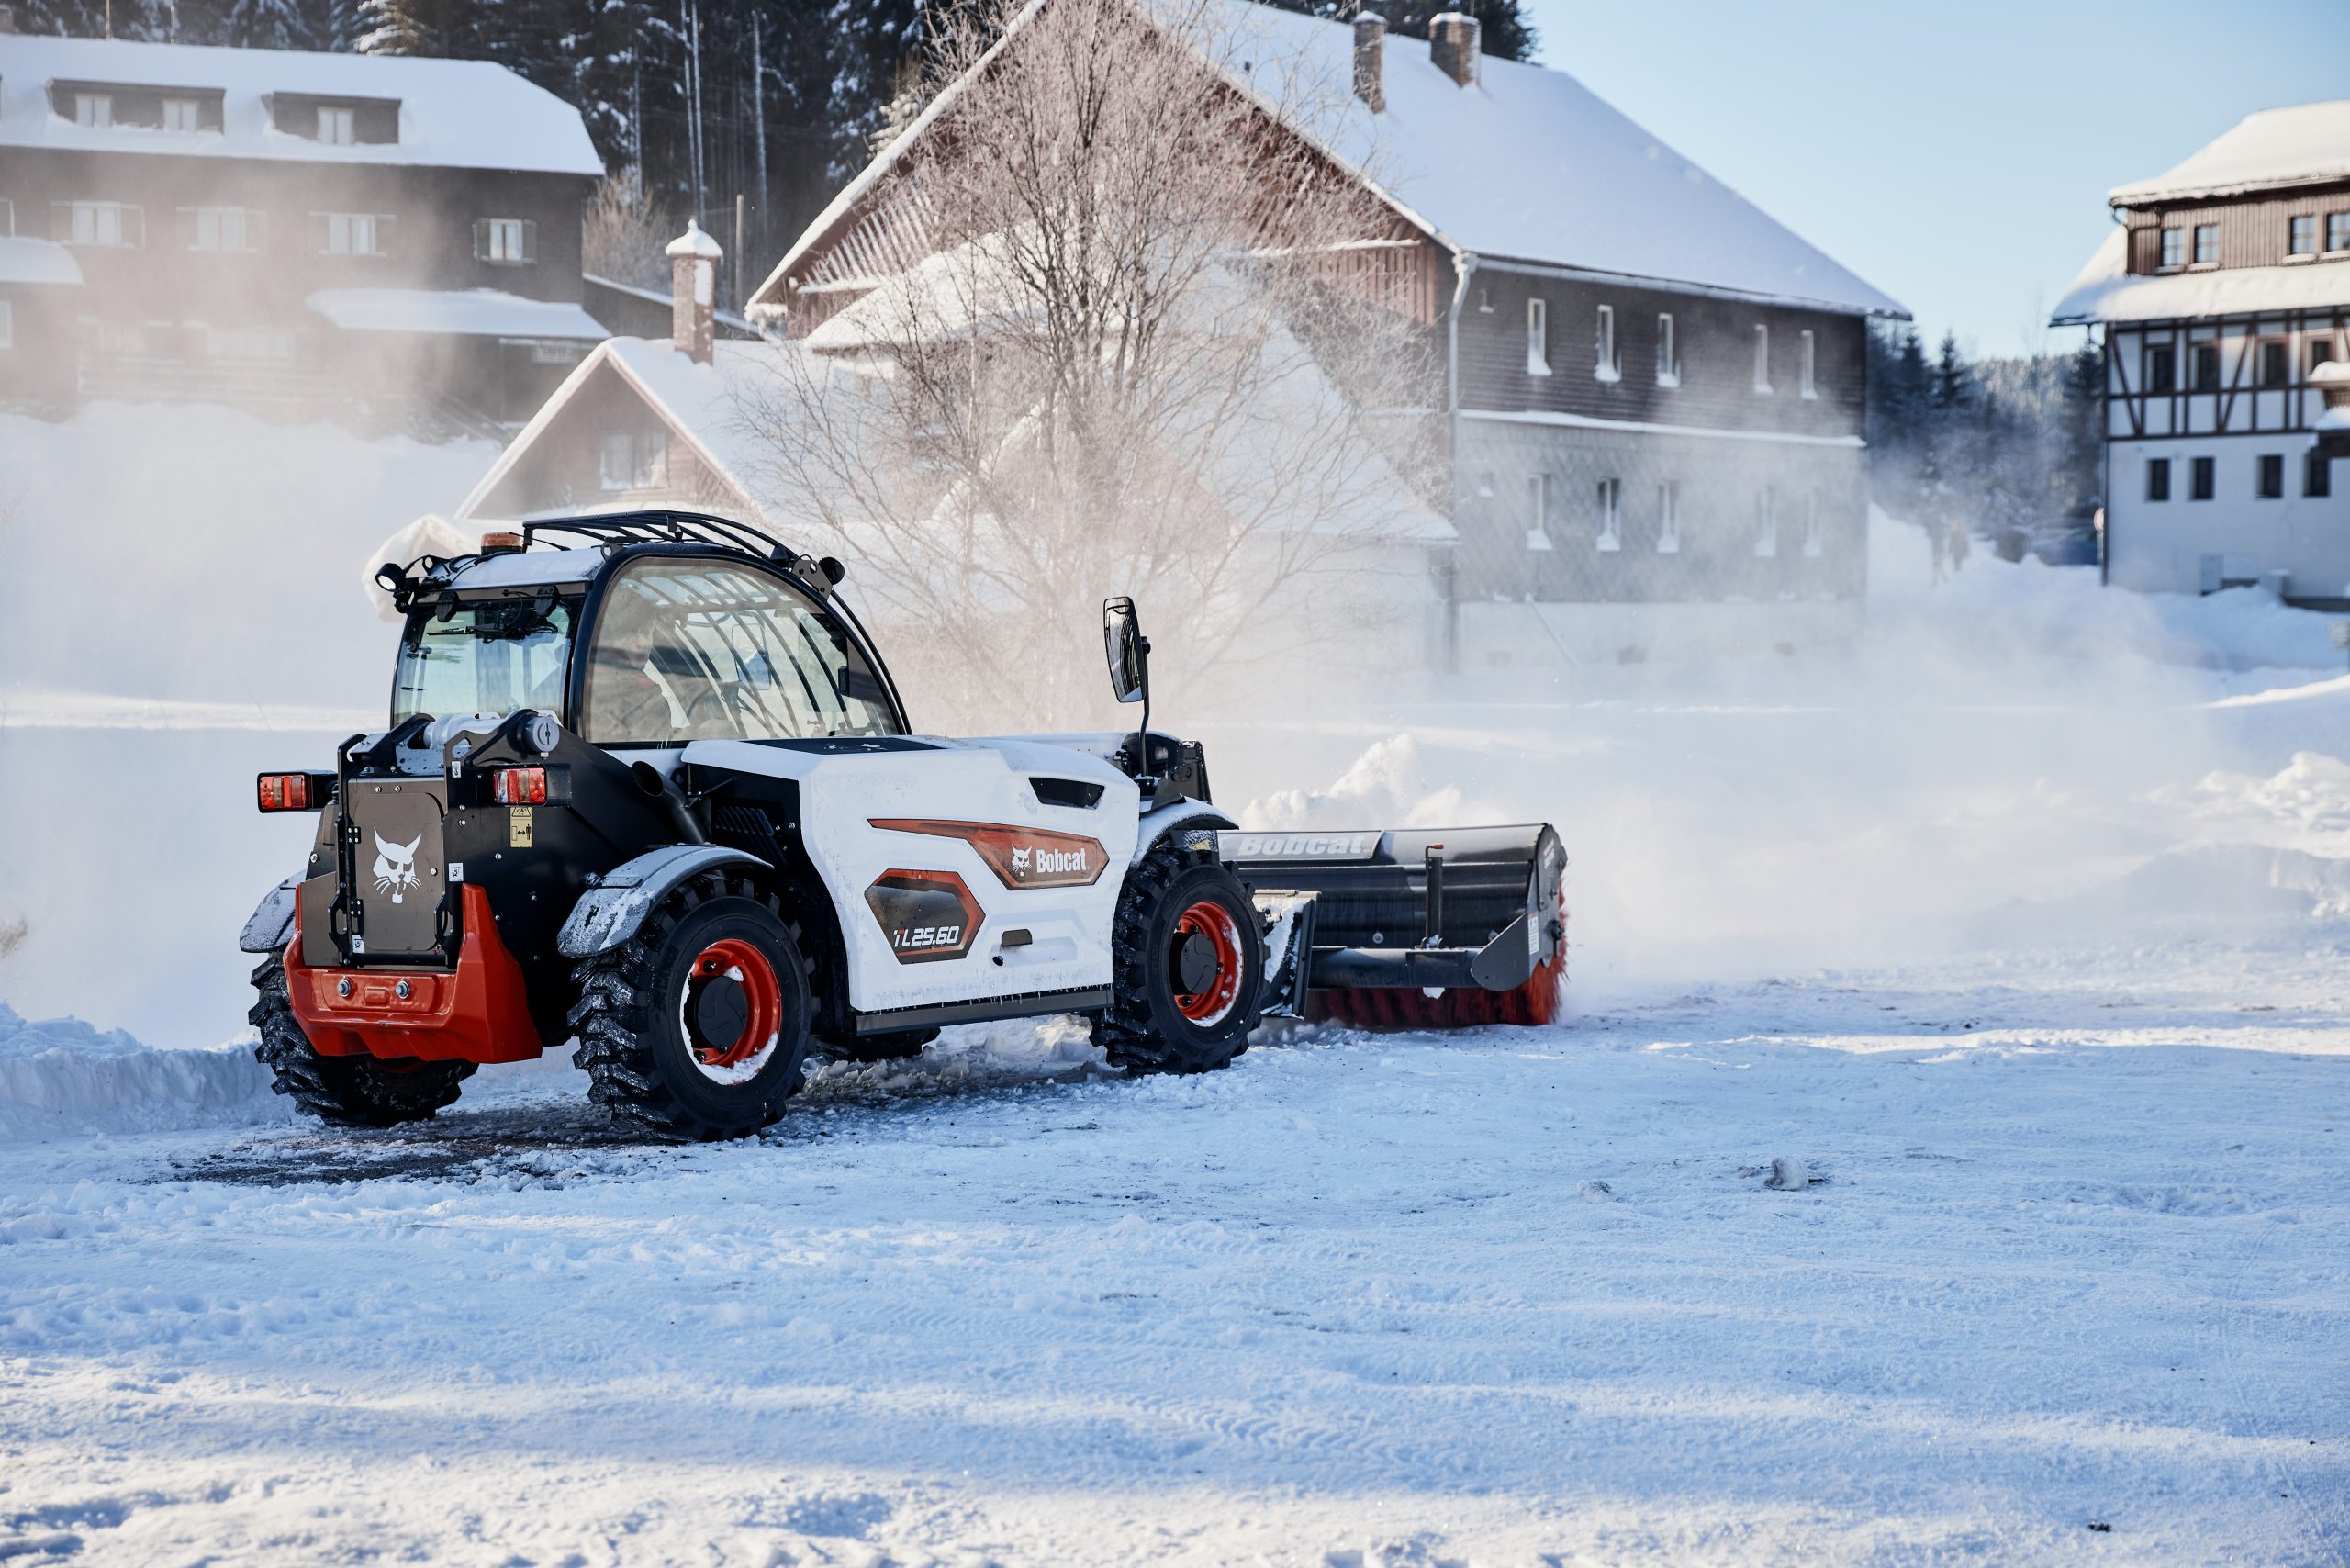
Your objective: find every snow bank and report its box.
[0,1005,284,1144]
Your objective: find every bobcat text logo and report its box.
[1024,845,1089,877]
[893,924,964,951]
[372,832,423,904]
[1237,833,1376,858]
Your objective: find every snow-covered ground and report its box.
[3,409,2347,1562]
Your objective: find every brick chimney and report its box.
[1428,11,1479,88]
[1352,12,1385,112]
[666,219,722,366]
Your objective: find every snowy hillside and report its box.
[2,406,2347,1563]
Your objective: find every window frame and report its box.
[318,105,356,146]
[2159,227,2185,269]
[0,197,13,238]
[2288,214,2317,257]
[1798,328,1818,398]
[161,95,204,132]
[2310,450,2334,499]
[1593,304,1619,383]
[2256,338,2288,387]
[1595,476,1622,553]
[1801,489,1824,557]
[2257,453,2284,499]
[2146,457,2170,502]
[181,205,265,253]
[1753,487,1778,557]
[0,298,13,352]
[2145,342,2177,394]
[1655,312,1678,386]
[1655,480,1681,554]
[476,217,537,265]
[55,199,142,249]
[2329,213,2350,254]
[313,210,392,257]
[2191,342,2220,392]
[1526,297,1550,376]
[1751,323,1772,394]
[2190,455,2215,501]
[2192,223,2219,265]
[1525,472,1553,552]
[73,92,113,128]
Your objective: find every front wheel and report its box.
[567,873,813,1140]
[1091,843,1264,1074]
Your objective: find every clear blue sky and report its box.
[1516,0,2350,358]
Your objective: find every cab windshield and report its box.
[392,597,576,725]
[581,560,901,745]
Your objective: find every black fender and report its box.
[238,875,302,954]
[554,845,767,958]
[1130,801,1236,867]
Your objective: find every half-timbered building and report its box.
[2051,99,2350,601]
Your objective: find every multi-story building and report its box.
[746,3,1906,666]
[2051,99,2350,601]
[0,28,607,425]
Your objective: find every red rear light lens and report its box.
[257,773,310,812]
[493,767,548,805]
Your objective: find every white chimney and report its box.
[666,219,723,366]
[1428,11,1480,89]
[1353,12,1386,112]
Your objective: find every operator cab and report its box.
[383,517,910,746]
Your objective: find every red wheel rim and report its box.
[683,936,783,1079]
[1170,900,1246,1026]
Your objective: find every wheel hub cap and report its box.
[682,937,783,1081]
[1169,900,1245,1026]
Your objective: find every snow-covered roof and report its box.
[757,0,1904,319]
[308,288,607,340]
[2048,228,2350,325]
[457,336,802,523]
[0,34,602,176]
[2109,100,2350,207]
[0,235,84,286]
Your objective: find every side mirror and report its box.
[1103,596,1147,705]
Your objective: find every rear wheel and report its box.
[247,953,475,1127]
[1092,842,1264,1074]
[567,872,812,1141]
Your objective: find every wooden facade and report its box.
[2123,181,2350,274]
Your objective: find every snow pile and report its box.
[0,1005,284,1144]
[1238,734,1479,833]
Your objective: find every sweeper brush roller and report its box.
[1223,824,1568,1030]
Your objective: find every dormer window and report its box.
[272,95,397,145]
[162,96,204,131]
[319,106,355,144]
[74,93,113,128]
[2159,227,2184,269]
[2288,215,2317,258]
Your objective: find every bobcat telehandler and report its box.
[239,511,1567,1140]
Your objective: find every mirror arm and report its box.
[1132,635,1153,786]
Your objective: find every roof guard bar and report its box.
[520,510,792,560]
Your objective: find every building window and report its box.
[1753,487,1778,557]
[318,106,356,145]
[1802,490,1824,557]
[1475,471,1495,497]
[73,93,112,128]
[182,207,264,252]
[1655,313,1678,386]
[476,218,536,264]
[2146,342,2176,393]
[2257,453,2284,498]
[1527,297,1550,375]
[2160,228,2184,268]
[2193,223,2219,264]
[2146,458,2170,501]
[2330,213,2350,254]
[1798,329,1817,398]
[1593,304,1619,382]
[314,211,389,256]
[2288,215,2317,256]
[2311,452,2334,499]
[2191,455,2215,500]
[1595,477,1622,552]
[54,200,142,248]
[1526,473,1553,551]
[599,429,669,490]
[0,300,12,351]
[162,96,204,131]
[0,198,12,237]
[1751,324,1772,392]
[2311,335,2339,374]
[2192,342,2220,391]
[1655,482,1682,553]
[1476,286,1492,313]
[2257,340,2288,386]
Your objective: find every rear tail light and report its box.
[257,773,314,812]
[492,767,549,805]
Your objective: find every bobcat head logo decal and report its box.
[1011,846,1031,873]
[372,831,423,904]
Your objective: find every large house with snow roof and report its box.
[2052,99,2350,602]
[745,2,1908,666]
[0,28,606,426]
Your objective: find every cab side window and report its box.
[581,560,900,745]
